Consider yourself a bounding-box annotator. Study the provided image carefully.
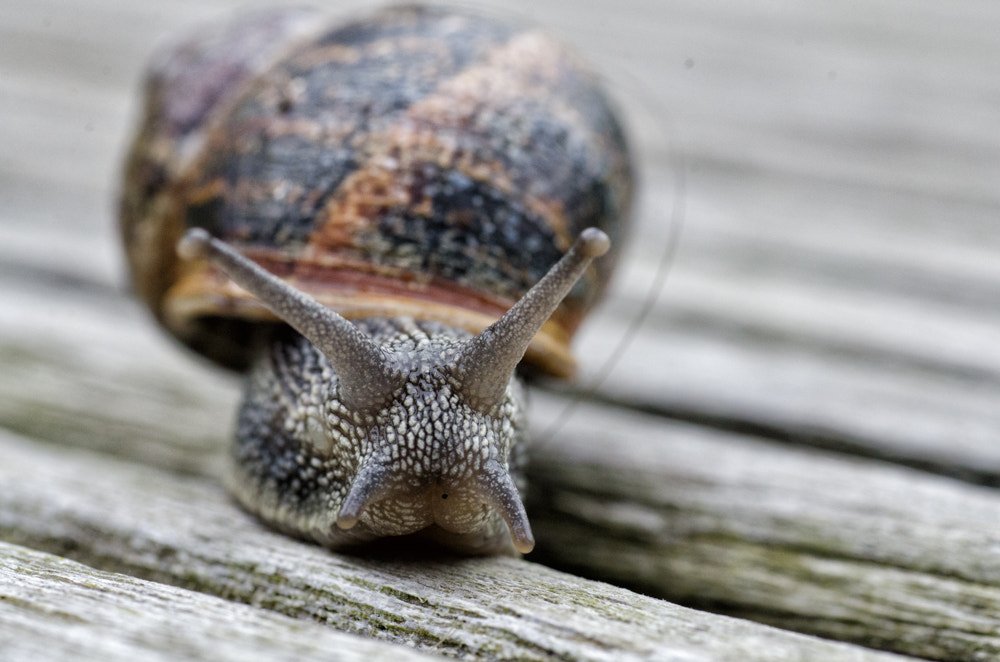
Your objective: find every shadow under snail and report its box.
[120,4,633,555]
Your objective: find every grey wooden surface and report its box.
[2,0,1000,660]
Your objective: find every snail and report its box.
[120,4,632,555]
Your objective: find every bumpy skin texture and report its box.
[232,319,527,555]
[121,4,633,375]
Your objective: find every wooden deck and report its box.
[2,0,1000,660]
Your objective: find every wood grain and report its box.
[0,429,911,662]
[0,541,439,662]
[528,394,1000,661]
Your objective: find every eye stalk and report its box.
[179,226,609,417]
[451,228,610,412]
[178,228,404,411]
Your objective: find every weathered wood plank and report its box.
[0,430,910,662]
[573,284,1000,482]
[0,278,234,475]
[0,541,440,662]
[5,273,1000,660]
[528,394,1000,662]
[571,0,1000,479]
[4,0,1000,483]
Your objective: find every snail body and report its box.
[121,5,632,555]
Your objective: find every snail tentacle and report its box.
[453,228,611,410]
[178,228,404,411]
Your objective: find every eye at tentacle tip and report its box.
[176,227,213,260]
[578,227,611,258]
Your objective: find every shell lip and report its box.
[162,263,580,377]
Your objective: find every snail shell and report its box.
[121,5,633,555]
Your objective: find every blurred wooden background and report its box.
[2,1,1000,660]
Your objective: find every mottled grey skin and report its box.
[231,320,528,555]
[177,226,608,555]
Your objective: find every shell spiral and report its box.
[122,4,632,375]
